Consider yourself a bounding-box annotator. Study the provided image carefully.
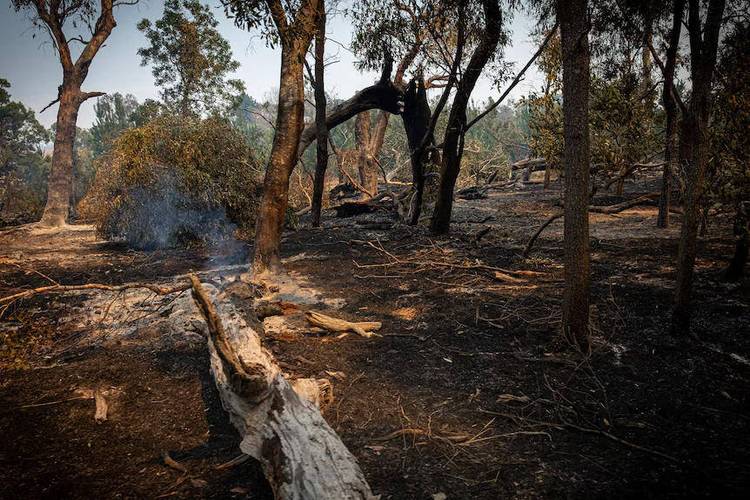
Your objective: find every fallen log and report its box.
[189,276,374,499]
[305,310,382,338]
[523,193,661,258]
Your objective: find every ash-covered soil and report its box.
[1,183,748,499]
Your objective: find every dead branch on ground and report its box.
[523,193,661,258]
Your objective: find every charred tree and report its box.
[558,0,591,351]
[430,0,503,234]
[656,0,685,229]
[297,58,404,157]
[14,0,121,227]
[401,78,435,225]
[310,6,328,228]
[672,0,726,335]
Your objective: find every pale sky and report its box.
[0,0,544,128]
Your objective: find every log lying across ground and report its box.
[189,275,374,499]
[523,193,662,257]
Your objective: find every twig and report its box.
[0,282,190,306]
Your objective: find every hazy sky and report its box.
[1,0,544,128]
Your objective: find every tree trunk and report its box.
[354,112,378,197]
[558,0,591,352]
[430,0,502,234]
[253,43,309,274]
[725,202,749,282]
[40,84,81,227]
[672,0,725,335]
[657,0,685,229]
[401,78,434,225]
[310,9,328,228]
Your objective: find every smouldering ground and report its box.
[1,183,749,498]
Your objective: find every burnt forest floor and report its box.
[1,182,749,499]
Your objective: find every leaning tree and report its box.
[12,0,136,227]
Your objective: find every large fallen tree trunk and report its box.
[189,276,374,499]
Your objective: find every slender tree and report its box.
[672,0,726,335]
[655,0,685,228]
[224,0,323,274]
[430,0,503,234]
[310,2,328,227]
[558,0,591,351]
[12,0,134,227]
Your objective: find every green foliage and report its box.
[80,115,263,248]
[0,78,50,225]
[89,93,139,157]
[707,19,750,212]
[523,28,660,187]
[229,93,273,164]
[138,0,245,116]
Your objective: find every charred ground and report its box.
[1,185,748,499]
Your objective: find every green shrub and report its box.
[79,115,262,249]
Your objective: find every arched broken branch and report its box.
[523,193,662,257]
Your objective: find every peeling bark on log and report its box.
[189,276,374,499]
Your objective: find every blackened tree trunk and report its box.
[725,202,749,282]
[558,0,591,352]
[401,78,434,225]
[310,7,328,228]
[430,0,502,234]
[253,42,311,273]
[672,0,726,335]
[657,0,685,229]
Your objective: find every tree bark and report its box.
[253,42,310,274]
[657,0,685,229]
[189,277,374,498]
[558,0,591,352]
[310,8,328,228]
[672,0,726,335]
[34,0,117,227]
[40,84,81,226]
[354,111,378,196]
[430,0,503,234]
[401,78,434,225]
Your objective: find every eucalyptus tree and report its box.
[672,0,727,335]
[89,93,139,157]
[430,0,505,234]
[557,0,592,351]
[138,0,244,117]
[222,0,323,274]
[11,0,136,227]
